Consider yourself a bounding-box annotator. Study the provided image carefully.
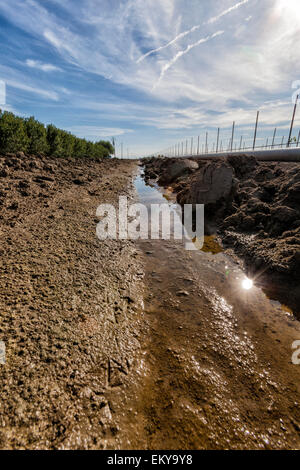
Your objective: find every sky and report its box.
[0,0,300,157]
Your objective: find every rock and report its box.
[99,404,112,425]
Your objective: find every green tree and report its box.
[46,124,64,157]
[0,110,29,153]
[85,141,96,159]
[73,137,87,158]
[0,109,114,159]
[98,140,114,156]
[60,130,75,158]
[25,116,48,154]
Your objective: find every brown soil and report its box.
[1,153,300,450]
[0,153,144,449]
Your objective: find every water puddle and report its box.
[134,171,176,206]
[134,168,295,319]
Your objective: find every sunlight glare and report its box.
[242,278,253,290]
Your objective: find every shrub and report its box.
[0,109,114,159]
[73,137,87,158]
[25,117,48,154]
[0,110,29,153]
[46,125,64,157]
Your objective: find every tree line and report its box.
[0,109,114,159]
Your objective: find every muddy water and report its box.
[125,169,300,450]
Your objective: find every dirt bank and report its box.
[0,153,144,449]
[143,156,300,317]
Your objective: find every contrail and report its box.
[206,0,249,24]
[136,25,201,64]
[137,0,249,63]
[153,30,224,90]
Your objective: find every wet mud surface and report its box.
[0,154,144,449]
[0,154,300,449]
[128,173,300,450]
[143,156,300,317]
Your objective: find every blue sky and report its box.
[0,0,300,157]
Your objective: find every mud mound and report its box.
[144,157,199,185]
[177,160,235,216]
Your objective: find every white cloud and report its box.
[26,59,62,72]
[137,0,249,63]
[0,62,60,101]
[153,30,224,89]
[66,125,133,139]
[0,0,300,154]
[137,24,202,64]
[9,79,59,100]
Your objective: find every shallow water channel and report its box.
[125,168,300,450]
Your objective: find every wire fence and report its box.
[151,95,300,158]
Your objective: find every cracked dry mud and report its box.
[0,154,300,449]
